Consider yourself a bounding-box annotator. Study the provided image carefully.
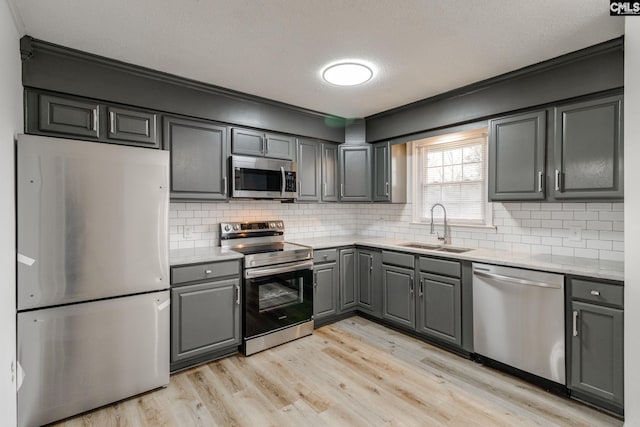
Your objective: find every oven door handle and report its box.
[245,260,314,279]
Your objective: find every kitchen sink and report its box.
[399,243,472,254]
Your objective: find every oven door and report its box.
[244,260,313,339]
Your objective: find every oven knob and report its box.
[233,224,240,231]
[224,225,231,231]
[269,222,275,228]
[277,222,283,228]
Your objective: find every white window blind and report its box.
[415,135,487,224]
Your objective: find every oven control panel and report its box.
[220,220,285,238]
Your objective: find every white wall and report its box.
[625,18,640,427]
[0,0,22,425]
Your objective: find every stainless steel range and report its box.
[220,220,313,355]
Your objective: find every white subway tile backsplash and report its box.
[169,201,624,261]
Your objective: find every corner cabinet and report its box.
[373,142,407,203]
[170,259,242,372]
[356,248,382,318]
[231,127,296,160]
[553,95,623,200]
[488,110,546,201]
[297,138,321,201]
[321,143,339,202]
[569,277,624,414]
[163,116,228,201]
[339,248,358,312]
[339,145,372,201]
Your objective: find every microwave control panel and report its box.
[284,171,296,192]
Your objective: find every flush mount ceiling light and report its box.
[322,62,374,86]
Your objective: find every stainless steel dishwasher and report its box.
[472,263,565,384]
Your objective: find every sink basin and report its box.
[399,243,472,254]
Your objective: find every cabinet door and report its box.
[382,265,415,329]
[171,278,241,363]
[339,145,372,201]
[231,128,265,157]
[164,117,228,200]
[321,143,339,202]
[570,301,623,406]
[417,272,461,346]
[297,138,320,201]
[314,262,338,321]
[339,248,357,312]
[38,94,99,139]
[107,106,159,148]
[489,110,546,201]
[373,142,391,201]
[553,95,623,199]
[265,133,296,160]
[357,250,373,311]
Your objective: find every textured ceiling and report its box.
[10,0,624,118]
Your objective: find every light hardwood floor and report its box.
[53,317,622,427]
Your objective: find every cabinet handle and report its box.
[298,180,302,196]
[555,170,561,191]
[369,256,373,272]
[590,290,600,296]
[537,171,543,193]
[235,285,241,305]
[419,279,424,297]
[262,137,267,155]
[222,176,227,195]
[572,310,579,337]
[109,111,115,134]
[340,184,344,198]
[409,277,414,296]
[204,269,213,274]
[314,272,317,287]
[323,182,327,197]
[385,182,390,196]
[92,108,98,132]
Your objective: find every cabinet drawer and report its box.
[382,251,415,269]
[418,257,461,278]
[314,249,337,264]
[571,278,623,307]
[171,260,241,285]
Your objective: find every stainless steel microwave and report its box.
[231,155,297,199]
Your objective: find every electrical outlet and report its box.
[183,225,192,239]
[568,226,581,241]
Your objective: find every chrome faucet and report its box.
[430,203,449,244]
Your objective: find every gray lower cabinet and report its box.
[553,95,623,199]
[339,248,358,312]
[231,127,296,160]
[313,261,338,321]
[339,145,372,201]
[164,116,228,201]
[356,248,382,318]
[417,272,461,346]
[569,277,624,412]
[170,277,241,371]
[488,110,546,201]
[297,138,321,201]
[381,264,415,329]
[321,142,339,202]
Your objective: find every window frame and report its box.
[411,129,493,228]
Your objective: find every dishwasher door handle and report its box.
[473,269,561,289]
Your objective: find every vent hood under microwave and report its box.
[231,155,298,199]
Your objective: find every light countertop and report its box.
[169,247,243,266]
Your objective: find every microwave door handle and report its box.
[281,166,285,195]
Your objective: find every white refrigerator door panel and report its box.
[17,291,170,427]
[17,135,169,310]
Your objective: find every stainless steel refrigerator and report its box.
[16,134,170,427]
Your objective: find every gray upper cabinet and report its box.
[339,145,372,202]
[321,143,339,202]
[489,110,546,201]
[106,106,159,148]
[382,264,415,329]
[339,248,357,312]
[313,261,338,321]
[373,142,407,203]
[231,127,296,160]
[171,278,241,365]
[297,138,321,201]
[164,116,228,201]
[553,95,623,199]
[38,94,100,139]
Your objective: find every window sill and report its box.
[411,222,497,231]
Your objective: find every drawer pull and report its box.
[323,255,328,260]
[590,290,600,296]
[204,269,213,274]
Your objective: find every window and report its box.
[413,129,490,226]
